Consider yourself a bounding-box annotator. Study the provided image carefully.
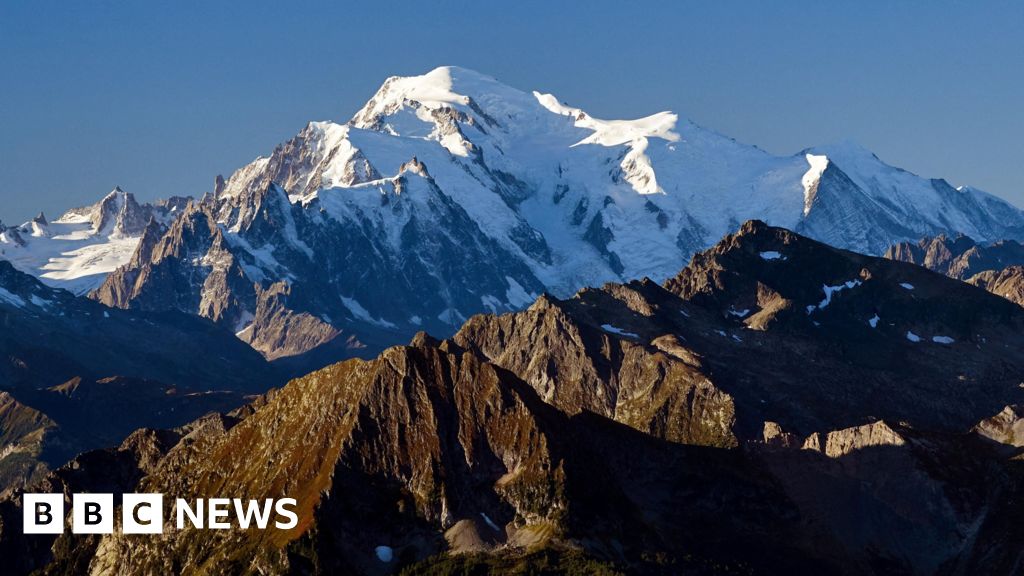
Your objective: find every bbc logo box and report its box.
[23,493,164,535]
[22,494,64,534]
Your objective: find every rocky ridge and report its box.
[3,222,1024,574]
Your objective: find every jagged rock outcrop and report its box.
[0,187,190,294]
[885,234,1024,280]
[974,405,1024,448]
[94,168,546,367]
[454,288,738,447]
[0,393,54,494]
[966,265,1024,307]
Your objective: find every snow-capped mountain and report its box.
[16,66,1024,361]
[0,188,188,294]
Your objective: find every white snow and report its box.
[28,294,50,308]
[807,280,861,314]
[534,91,680,148]
[438,308,465,325]
[1,217,141,295]
[480,513,501,532]
[868,314,880,328]
[601,324,639,339]
[801,154,830,216]
[11,65,1024,331]
[932,335,955,344]
[900,283,915,290]
[481,294,503,313]
[728,308,750,318]
[0,287,25,308]
[374,546,394,563]
[505,276,535,307]
[366,67,470,116]
[906,331,922,342]
[340,296,396,328]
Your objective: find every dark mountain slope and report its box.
[457,221,1024,440]
[0,261,281,492]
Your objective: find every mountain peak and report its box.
[349,65,530,132]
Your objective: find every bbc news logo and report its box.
[24,494,298,534]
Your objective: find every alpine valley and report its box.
[3,66,1024,575]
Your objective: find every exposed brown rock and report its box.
[967,265,1024,307]
[974,405,1024,448]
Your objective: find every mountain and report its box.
[884,234,1024,307]
[884,234,1024,280]
[0,188,189,295]
[74,66,1024,364]
[966,266,1024,308]
[0,261,281,493]
[0,260,274,391]
[4,222,1024,575]
[455,220,1024,439]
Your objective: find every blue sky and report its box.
[2,0,1022,223]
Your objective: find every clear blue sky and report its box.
[2,1,1022,224]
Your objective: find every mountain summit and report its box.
[6,66,1023,363]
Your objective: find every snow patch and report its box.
[601,324,639,339]
[0,287,25,308]
[728,308,750,318]
[232,310,255,334]
[28,294,51,308]
[932,335,955,344]
[868,314,880,328]
[481,294,503,313]
[759,251,785,261]
[438,308,465,325]
[341,296,396,328]
[807,280,861,314]
[505,276,534,307]
[374,546,394,563]
[801,154,830,216]
[906,331,922,343]
[900,283,915,290]
[480,513,501,532]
